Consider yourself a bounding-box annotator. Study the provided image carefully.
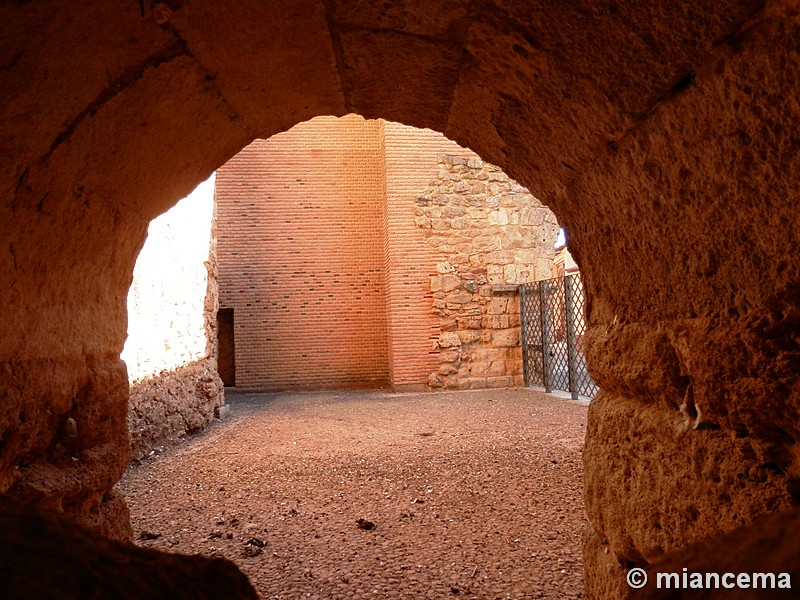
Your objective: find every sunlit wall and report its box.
[121,174,215,382]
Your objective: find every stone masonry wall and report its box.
[419,155,559,389]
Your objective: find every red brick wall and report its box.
[214,116,515,391]
[382,122,477,387]
[214,115,390,390]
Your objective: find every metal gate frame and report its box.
[520,274,598,399]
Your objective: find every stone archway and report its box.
[2,1,799,596]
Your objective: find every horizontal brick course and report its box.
[215,116,390,390]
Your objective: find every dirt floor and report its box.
[117,388,588,599]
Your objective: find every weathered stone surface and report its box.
[577,13,800,593]
[416,154,557,390]
[128,358,224,462]
[629,506,800,599]
[0,356,132,540]
[438,332,462,349]
[0,495,258,600]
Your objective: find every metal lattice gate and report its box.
[520,274,598,399]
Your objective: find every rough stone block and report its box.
[493,328,520,347]
[458,330,481,344]
[426,373,443,388]
[457,317,482,331]
[446,289,472,304]
[443,206,466,218]
[438,363,458,375]
[486,376,514,388]
[459,377,487,390]
[488,360,508,376]
[440,317,457,331]
[414,216,431,228]
[490,297,509,314]
[468,361,492,376]
[438,331,462,348]
[441,273,460,292]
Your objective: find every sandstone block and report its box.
[474,236,502,251]
[442,155,466,166]
[485,250,515,265]
[438,363,458,375]
[493,328,520,347]
[440,317,457,331]
[443,206,466,218]
[489,209,509,226]
[438,332,462,348]
[414,216,431,228]
[458,330,481,343]
[459,377,487,390]
[440,375,459,389]
[446,289,472,304]
[426,373,443,388]
[439,348,461,363]
[488,360,508,376]
[486,376,514,388]
[436,262,454,274]
[514,249,538,264]
[441,274,460,292]
[458,317,482,330]
[487,298,508,315]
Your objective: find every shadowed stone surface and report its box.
[630,506,800,599]
[0,495,258,600]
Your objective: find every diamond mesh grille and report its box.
[519,283,544,387]
[519,274,598,399]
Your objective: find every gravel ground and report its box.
[118,388,588,599]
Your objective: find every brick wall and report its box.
[382,123,470,388]
[214,115,390,390]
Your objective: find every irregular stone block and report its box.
[438,332,462,348]
[486,376,514,388]
[492,328,520,347]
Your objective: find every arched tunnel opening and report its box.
[117,115,587,597]
[2,1,800,598]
